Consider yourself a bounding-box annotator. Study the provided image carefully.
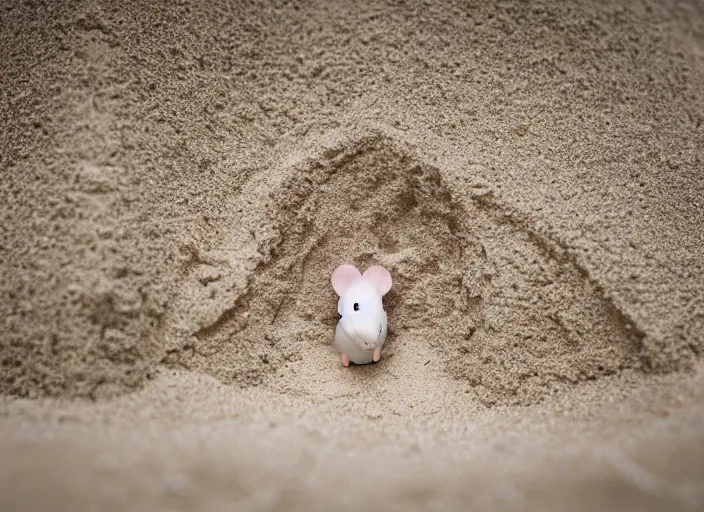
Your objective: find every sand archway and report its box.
[161,124,648,408]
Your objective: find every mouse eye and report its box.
[338,313,342,320]
[353,303,359,311]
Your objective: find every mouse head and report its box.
[331,264,392,349]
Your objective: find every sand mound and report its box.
[159,124,651,407]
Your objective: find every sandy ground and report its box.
[1,0,704,510]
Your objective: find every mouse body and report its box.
[330,264,392,367]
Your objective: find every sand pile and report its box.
[160,124,652,408]
[1,0,704,510]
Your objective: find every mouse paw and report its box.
[341,353,350,367]
[373,347,381,362]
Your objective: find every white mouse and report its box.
[330,264,392,367]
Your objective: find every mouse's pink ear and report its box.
[331,264,362,296]
[362,265,392,296]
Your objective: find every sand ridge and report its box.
[159,122,657,409]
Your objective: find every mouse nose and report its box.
[355,323,381,348]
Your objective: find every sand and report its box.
[1,0,703,510]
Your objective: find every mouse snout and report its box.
[356,324,382,349]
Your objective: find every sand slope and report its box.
[1,0,704,510]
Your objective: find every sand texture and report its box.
[1,0,704,510]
